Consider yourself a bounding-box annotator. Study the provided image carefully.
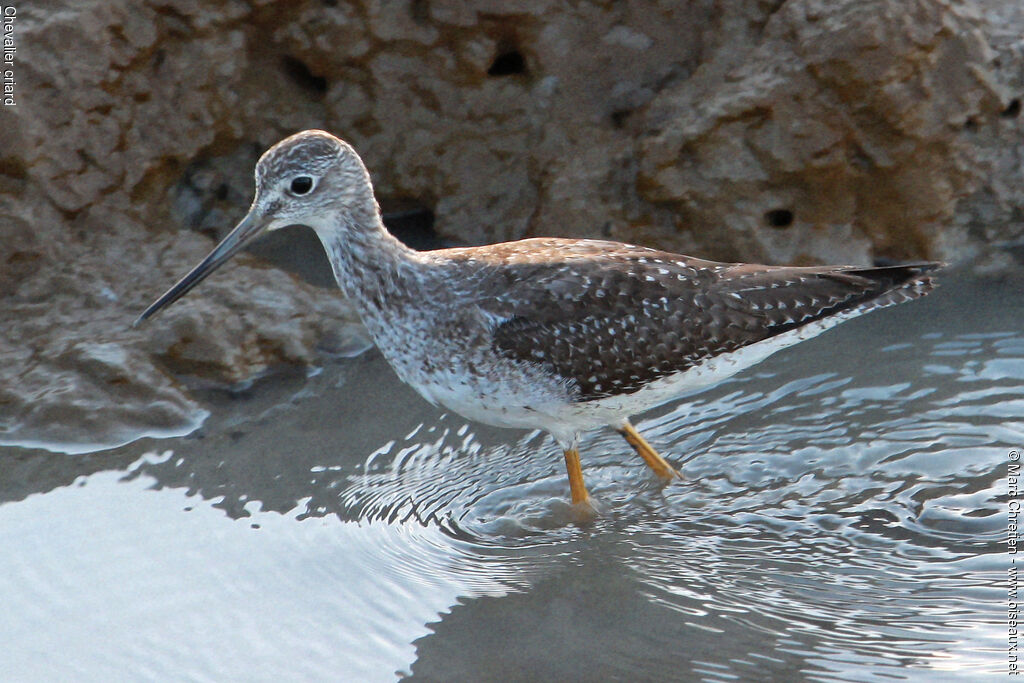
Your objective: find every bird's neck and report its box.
[313,205,425,323]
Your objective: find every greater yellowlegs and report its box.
[138,130,941,507]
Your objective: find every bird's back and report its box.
[429,238,940,403]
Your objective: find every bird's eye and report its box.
[289,175,315,195]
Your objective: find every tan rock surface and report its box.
[0,0,1021,452]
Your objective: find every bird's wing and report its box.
[438,239,939,401]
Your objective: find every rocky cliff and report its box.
[1,0,1021,452]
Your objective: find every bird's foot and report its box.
[617,422,681,481]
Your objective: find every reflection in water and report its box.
[0,465,512,681]
[0,275,1015,680]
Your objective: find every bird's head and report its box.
[136,130,369,324]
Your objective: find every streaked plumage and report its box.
[139,130,941,508]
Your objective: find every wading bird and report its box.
[139,131,940,507]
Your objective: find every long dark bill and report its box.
[134,212,266,326]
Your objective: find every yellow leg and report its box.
[617,421,680,480]
[563,448,591,505]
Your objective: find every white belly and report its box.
[377,305,866,448]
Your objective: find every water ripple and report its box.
[323,325,1015,678]
[2,283,1016,680]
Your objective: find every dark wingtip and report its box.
[844,260,946,309]
[864,260,945,273]
[806,259,943,315]
[846,260,945,282]
[909,260,946,273]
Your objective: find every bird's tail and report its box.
[830,261,943,313]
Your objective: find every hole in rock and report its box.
[410,0,430,24]
[488,49,526,76]
[764,209,794,229]
[1002,98,1021,119]
[281,56,327,96]
[610,109,631,129]
[381,201,441,250]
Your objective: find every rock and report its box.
[0,224,369,454]
[0,0,1021,453]
[637,0,1007,264]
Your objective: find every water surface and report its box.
[0,273,1015,680]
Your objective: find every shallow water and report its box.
[0,273,1017,681]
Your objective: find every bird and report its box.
[137,130,941,508]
